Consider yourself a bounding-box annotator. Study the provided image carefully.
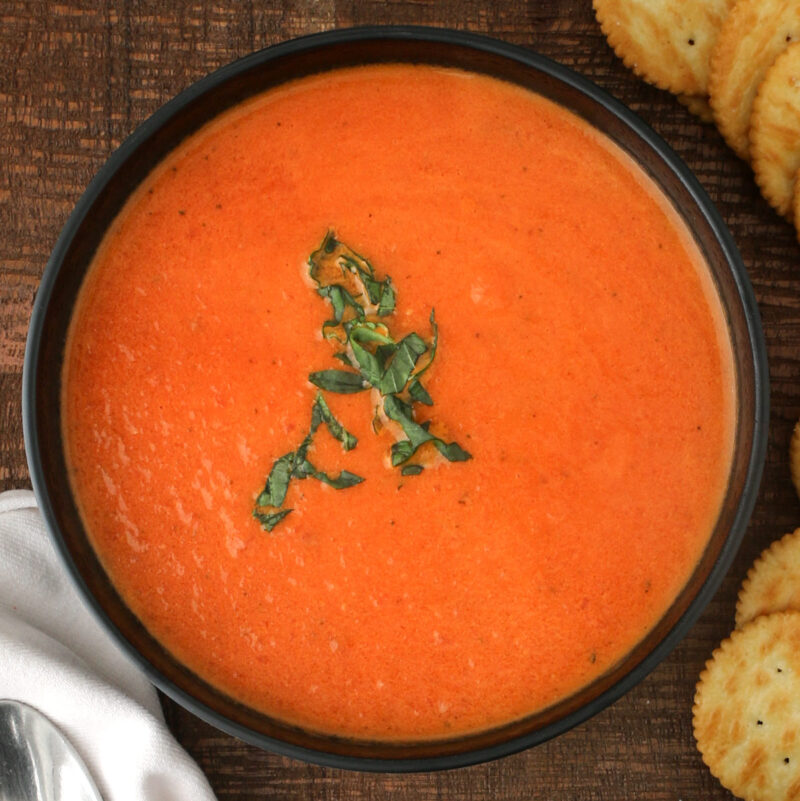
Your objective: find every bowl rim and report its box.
[22,24,770,772]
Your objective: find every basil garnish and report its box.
[253,231,470,533]
[252,392,363,530]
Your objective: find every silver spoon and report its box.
[0,700,103,801]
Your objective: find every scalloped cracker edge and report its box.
[593,0,736,95]
[677,93,715,123]
[751,43,800,219]
[737,529,800,627]
[709,0,800,161]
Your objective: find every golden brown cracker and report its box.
[694,611,800,801]
[709,0,800,160]
[677,93,715,123]
[594,0,736,95]
[751,43,800,218]
[791,418,800,498]
[737,530,800,627]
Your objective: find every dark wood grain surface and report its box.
[2,2,798,798]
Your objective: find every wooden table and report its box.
[2,2,797,798]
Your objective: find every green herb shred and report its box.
[253,230,471,532]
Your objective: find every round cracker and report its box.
[751,43,800,219]
[694,612,800,801]
[709,0,800,161]
[737,529,800,627]
[791,418,800,499]
[593,0,736,95]
[677,93,715,123]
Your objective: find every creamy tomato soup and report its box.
[62,64,735,740]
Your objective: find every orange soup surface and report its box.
[63,65,735,740]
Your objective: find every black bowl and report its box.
[23,26,769,771]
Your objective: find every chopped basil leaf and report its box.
[253,392,363,533]
[408,378,433,406]
[412,308,438,381]
[377,282,396,316]
[375,343,396,366]
[312,469,365,489]
[256,231,471,533]
[348,339,381,386]
[312,392,358,451]
[309,369,367,394]
[256,452,295,508]
[378,333,427,395]
[433,440,471,462]
[252,508,293,532]
[390,439,416,466]
[401,464,424,476]
[383,394,431,447]
[349,321,394,346]
[384,393,472,465]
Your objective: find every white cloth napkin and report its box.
[0,489,217,801]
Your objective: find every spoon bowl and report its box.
[0,700,103,801]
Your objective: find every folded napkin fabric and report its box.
[0,489,217,801]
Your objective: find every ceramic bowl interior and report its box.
[23,27,768,771]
